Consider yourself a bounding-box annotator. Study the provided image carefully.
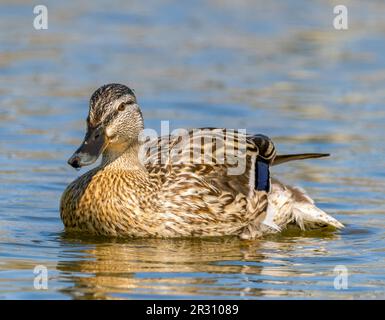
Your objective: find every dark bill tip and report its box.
[67,155,82,168]
[67,152,99,169]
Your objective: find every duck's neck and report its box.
[101,143,145,171]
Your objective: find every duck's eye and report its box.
[118,103,126,112]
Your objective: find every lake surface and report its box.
[0,0,385,299]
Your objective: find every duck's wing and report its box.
[273,153,329,166]
[142,128,276,196]
[141,129,277,236]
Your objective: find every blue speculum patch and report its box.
[255,159,270,192]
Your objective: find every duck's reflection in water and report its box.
[57,232,337,299]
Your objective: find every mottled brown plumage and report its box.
[60,84,343,238]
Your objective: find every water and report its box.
[1,0,385,299]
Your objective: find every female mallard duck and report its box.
[60,83,343,239]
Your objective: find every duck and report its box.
[60,83,344,239]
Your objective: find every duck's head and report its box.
[68,83,144,168]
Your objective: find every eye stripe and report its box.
[110,110,119,121]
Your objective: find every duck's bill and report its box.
[67,126,107,169]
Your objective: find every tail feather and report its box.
[263,180,344,233]
[292,203,344,230]
[273,153,330,166]
[288,184,344,230]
